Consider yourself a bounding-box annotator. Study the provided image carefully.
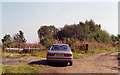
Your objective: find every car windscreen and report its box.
[50,45,71,51]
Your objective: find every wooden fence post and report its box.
[86,44,88,53]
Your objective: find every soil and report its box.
[2,51,118,73]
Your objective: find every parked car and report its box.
[46,44,73,66]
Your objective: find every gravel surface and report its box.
[2,51,118,73]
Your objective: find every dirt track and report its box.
[2,51,118,73]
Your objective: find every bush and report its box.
[43,39,55,49]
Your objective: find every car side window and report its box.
[50,46,53,50]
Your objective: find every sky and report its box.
[1,0,118,43]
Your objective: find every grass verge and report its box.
[1,47,118,73]
[2,64,48,73]
[2,50,47,58]
[0,47,2,57]
[117,54,120,60]
[73,47,117,59]
[2,47,117,59]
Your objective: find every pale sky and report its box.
[1,1,118,43]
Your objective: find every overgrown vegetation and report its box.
[117,54,120,60]
[1,19,119,58]
[2,50,47,58]
[2,47,117,58]
[38,20,119,44]
[37,20,119,54]
[2,64,47,73]
[73,47,117,59]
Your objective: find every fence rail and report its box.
[4,48,44,53]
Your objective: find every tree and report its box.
[13,31,27,47]
[1,34,12,48]
[37,20,113,48]
[111,35,117,42]
[117,34,120,48]
[38,25,59,43]
[56,24,84,41]
[117,34,120,42]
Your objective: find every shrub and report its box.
[43,39,55,49]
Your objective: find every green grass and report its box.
[0,64,2,75]
[2,47,117,59]
[2,50,47,58]
[1,50,49,73]
[0,47,2,57]
[117,54,120,60]
[73,52,84,59]
[31,50,47,58]
[1,47,118,73]
[2,64,47,73]
[73,47,117,59]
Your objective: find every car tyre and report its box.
[47,61,51,65]
[64,62,68,66]
[69,62,73,66]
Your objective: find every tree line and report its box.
[1,19,120,49]
[38,20,119,48]
[1,31,27,48]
